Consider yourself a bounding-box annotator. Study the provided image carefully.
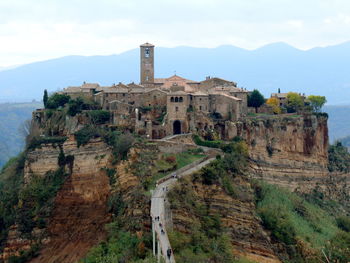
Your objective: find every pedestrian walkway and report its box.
[150,157,216,263]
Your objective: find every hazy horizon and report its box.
[2,0,350,67]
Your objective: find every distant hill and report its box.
[1,42,350,104]
[339,136,350,150]
[0,102,42,168]
[324,105,350,142]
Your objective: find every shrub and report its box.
[105,132,134,162]
[328,141,350,173]
[27,136,67,151]
[165,155,176,164]
[88,110,111,124]
[324,231,350,263]
[17,168,68,234]
[67,97,84,116]
[74,126,101,147]
[46,94,70,109]
[254,181,339,258]
[193,135,222,148]
[336,216,350,232]
[201,162,220,185]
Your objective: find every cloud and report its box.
[0,0,350,66]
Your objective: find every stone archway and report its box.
[173,120,181,135]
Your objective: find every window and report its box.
[123,93,125,97]
[179,97,183,102]
[171,97,174,102]
[175,97,179,102]
[145,48,150,58]
[175,106,179,112]
[199,106,202,110]
[146,76,149,81]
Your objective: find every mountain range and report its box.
[1,42,350,104]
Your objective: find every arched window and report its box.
[175,97,179,102]
[179,97,183,102]
[171,97,174,102]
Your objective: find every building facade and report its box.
[61,43,250,139]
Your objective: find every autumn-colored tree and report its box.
[266,97,281,114]
[307,95,327,112]
[286,92,304,113]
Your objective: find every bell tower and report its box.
[140,43,154,86]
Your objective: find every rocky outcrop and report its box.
[170,177,281,263]
[225,114,329,181]
[1,137,113,263]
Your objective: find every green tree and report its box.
[328,141,350,173]
[43,90,48,108]
[308,95,327,112]
[248,89,265,113]
[286,92,304,113]
[46,94,70,109]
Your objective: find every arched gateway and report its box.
[173,120,181,135]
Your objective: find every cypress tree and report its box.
[43,89,48,108]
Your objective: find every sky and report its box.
[1,0,350,67]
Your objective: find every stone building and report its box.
[61,43,250,139]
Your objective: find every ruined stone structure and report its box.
[62,43,249,139]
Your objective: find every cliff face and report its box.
[225,114,329,190]
[169,177,282,263]
[2,137,113,263]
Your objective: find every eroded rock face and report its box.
[226,114,329,180]
[2,137,113,263]
[170,177,281,263]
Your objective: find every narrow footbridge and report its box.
[150,157,217,263]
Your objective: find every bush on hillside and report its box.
[254,181,340,261]
[192,134,222,148]
[46,94,70,109]
[74,126,102,147]
[27,136,67,151]
[328,141,350,173]
[336,216,350,232]
[67,97,101,116]
[88,110,110,124]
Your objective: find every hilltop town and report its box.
[1,43,349,263]
[56,43,249,139]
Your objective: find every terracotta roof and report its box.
[209,92,242,101]
[154,75,199,93]
[140,42,154,47]
[192,91,208,96]
[144,88,168,94]
[200,77,237,86]
[102,86,129,93]
[213,86,248,93]
[271,93,288,98]
[129,88,145,93]
[127,82,144,89]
